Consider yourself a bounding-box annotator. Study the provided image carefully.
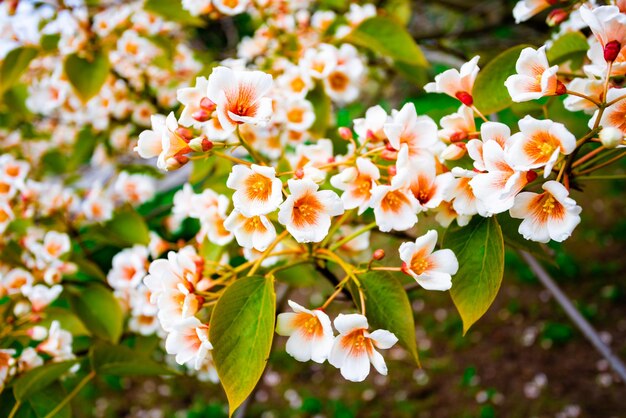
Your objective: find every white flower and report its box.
[505,46,562,102]
[328,314,397,382]
[276,300,334,364]
[383,102,438,159]
[510,180,582,243]
[2,268,34,296]
[278,179,344,243]
[226,164,283,217]
[330,157,380,214]
[37,320,73,361]
[223,209,277,251]
[589,88,626,134]
[107,245,148,290]
[369,184,419,232]
[114,172,156,205]
[424,56,480,105]
[507,116,576,178]
[22,284,63,312]
[165,316,212,370]
[206,66,273,133]
[512,0,554,24]
[399,230,458,291]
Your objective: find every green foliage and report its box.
[90,342,178,376]
[144,0,204,26]
[67,282,124,343]
[443,216,504,334]
[307,82,332,137]
[0,47,38,94]
[209,276,276,416]
[105,208,151,246]
[39,307,90,337]
[352,271,420,365]
[64,52,110,103]
[473,45,531,115]
[15,382,71,418]
[13,360,77,400]
[547,32,589,68]
[348,16,428,68]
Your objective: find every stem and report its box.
[602,61,613,101]
[315,249,360,285]
[44,370,95,418]
[471,105,488,122]
[576,174,626,181]
[319,210,353,249]
[606,93,626,107]
[575,150,626,175]
[235,126,267,164]
[8,401,21,418]
[248,230,289,276]
[212,151,252,166]
[565,90,601,107]
[328,222,377,252]
[571,145,604,168]
[320,275,350,310]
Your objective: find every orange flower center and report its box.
[292,192,323,227]
[328,71,349,91]
[244,173,273,202]
[381,190,409,213]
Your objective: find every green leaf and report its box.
[64,52,110,103]
[442,216,504,334]
[352,271,419,365]
[0,47,38,94]
[383,0,412,26]
[144,0,204,26]
[106,208,151,246]
[90,342,178,376]
[68,283,123,343]
[209,276,276,416]
[13,360,77,400]
[307,82,331,137]
[473,45,531,115]
[347,16,428,67]
[40,307,91,337]
[547,32,589,67]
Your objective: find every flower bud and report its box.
[599,127,623,149]
[381,149,397,161]
[388,165,397,177]
[385,141,396,151]
[449,131,468,143]
[338,127,353,140]
[441,143,466,160]
[175,126,194,141]
[554,80,566,96]
[604,40,621,62]
[199,97,216,112]
[28,326,47,341]
[455,91,473,106]
[295,168,304,179]
[192,109,211,122]
[189,136,214,153]
[546,9,568,26]
[526,170,538,183]
[372,249,385,261]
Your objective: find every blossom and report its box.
[22,284,63,312]
[227,164,283,217]
[505,46,563,102]
[213,0,249,16]
[107,245,148,290]
[579,5,626,62]
[0,349,15,392]
[564,78,603,114]
[328,314,397,382]
[223,209,276,251]
[206,66,273,133]
[589,88,626,134]
[165,316,212,370]
[276,300,334,363]
[507,116,576,177]
[114,171,155,205]
[37,320,74,361]
[383,102,439,159]
[512,0,554,24]
[281,99,315,132]
[177,76,212,126]
[353,105,388,143]
[467,121,512,171]
[438,105,476,143]
[399,230,458,291]
[34,231,71,265]
[330,157,380,214]
[510,180,582,243]
[278,179,344,243]
[370,184,419,232]
[2,268,34,296]
[424,56,480,105]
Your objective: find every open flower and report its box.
[328,314,398,382]
[276,300,334,364]
[512,0,554,24]
[399,230,458,291]
[223,209,276,251]
[590,88,626,134]
[206,66,273,133]
[177,76,212,127]
[370,183,419,232]
[227,164,283,217]
[278,179,344,243]
[510,180,582,243]
[507,116,576,177]
[383,102,439,159]
[505,46,563,102]
[579,5,626,62]
[165,316,212,370]
[330,157,380,214]
[424,56,480,106]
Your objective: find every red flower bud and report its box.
[526,170,538,183]
[200,97,216,112]
[175,126,193,141]
[202,138,213,151]
[385,141,396,151]
[327,156,335,163]
[555,80,566,96]
[295,168,304,179]
[192,109,211,122]
[175,155,189,165]
[455,91,473,106]
[604,40,621,62]
[449,131,468,143]
[372,249,385,260]
[546,9,568,26]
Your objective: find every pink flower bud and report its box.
[604,40,621,62]
[295,168,304,179]
[192,109,211,122]
[546,9,568,26]
[338,127,353,140]
[200,97,216,112]
[372,249,385,260]
[176,127,193,141]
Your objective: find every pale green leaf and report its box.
[442,216,504,334]
[473,45,532,115]
[307,82,331,137]
[68,283,123,343]
[105,209,151,246]
[209,276,276,416]
[0,47,38,94]
[144,0,204,26]
[547,32,589,67]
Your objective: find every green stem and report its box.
[8,401,21,418]
[576,174,626,181]
[329,222,377,252]
[235,126,267,164]
[44,370,95,418]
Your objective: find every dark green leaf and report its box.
[105,208,151,246]
[0,47,38,93]
[13,360,77,400]
[442,216,504,334]
[473,45,532,115]
[64,52,110,103]
[25,382,72,418]
[68,283,123,343]
[209,276,276,416]
[352,271,419,365]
